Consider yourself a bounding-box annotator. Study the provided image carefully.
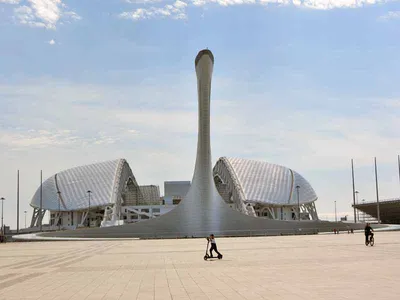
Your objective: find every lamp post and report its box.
[355,191,359,222]
[296,185,300,221]
[87,190,91,228]
[351,159,357,223]
[362,199,365,223]
[334,200,337,222]
[0,197,4,232]
[57,191,61,231]
[40,170,43,231]
[24,210,27,229]
[374,157,381,223]
[398,155,400,192]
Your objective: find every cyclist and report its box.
[364,223,374,244]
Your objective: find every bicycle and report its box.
[365,233,374,246]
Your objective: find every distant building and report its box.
[29,159,166,229]
[353,198,400,224]
[163,181,191,206]
[29,156,320,230]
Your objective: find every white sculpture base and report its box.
[100,220,124,228]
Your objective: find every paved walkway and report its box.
[0,231,399,300]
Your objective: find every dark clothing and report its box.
[365,232,374,244]
[210,243,221,257]
[365,226,373,235]
[365,225,373,243]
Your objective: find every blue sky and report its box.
[0,0,399,228]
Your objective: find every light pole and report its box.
[397,155,400,202]
[362,199,365,222]
[57,191,61,231]
[87,190,91,228]
[296,185,300,221]
[374,157,381,223]
[24,210,27,229]
[334,200,337,222]
[355,191,359,222]
[351,159,357,223]
[0,197,5,232]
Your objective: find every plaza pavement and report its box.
[0,231,399,300]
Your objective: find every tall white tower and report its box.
[172,49,227,233]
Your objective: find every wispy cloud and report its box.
[192,0,391,9]
[3,0,81,29]
[0,0,20,4]
[379,10,400,21]
[120,0,397,21]
[47,38,55,45]
[0,129,79,149]
[125,0,164,3]
[120,0,187,21]
[1,77,399,169]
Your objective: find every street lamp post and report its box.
[57,191,61,231]
[24,210,27,229]
[0,197,5,232]
[87,190,91,228]
[296,185,300,221]
[362,199,365,223]
[355,191,359,222]
[374,157,381,223]
[334,200,337,222]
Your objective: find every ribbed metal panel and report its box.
[139,185,160,205]
[291,171,318,205]
[215,157,317,206]
[30,175,58,211]
[30,159,134,211]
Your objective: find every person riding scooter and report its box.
[207,234,222,258]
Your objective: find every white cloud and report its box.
[197,0,390,8]
[48,38,55,45]
[125,0,163,3]
[120,0,397,21]
[9,0,80,29]
[120,0,188,20]
[0,0,20,4]
[301,0,383,9]
[379,10,400,20]
[0,129,79,149]
[192,0,257,5]
[63,10,81,21]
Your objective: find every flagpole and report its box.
[17,170,20,234]
[351,159,356,223]
[40,170,43,231]
[374,157,380,223]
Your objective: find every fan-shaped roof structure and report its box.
[213,157,317,206]
[30,159,138,211]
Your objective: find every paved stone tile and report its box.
[0,232,399,299]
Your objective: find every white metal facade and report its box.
[213,157,318,206]
[30,159,138,211]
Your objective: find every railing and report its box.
[355,198,400,205]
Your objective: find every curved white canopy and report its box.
[214,157,318,206]
[30,159,135,211]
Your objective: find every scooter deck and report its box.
[203,255,223,260]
